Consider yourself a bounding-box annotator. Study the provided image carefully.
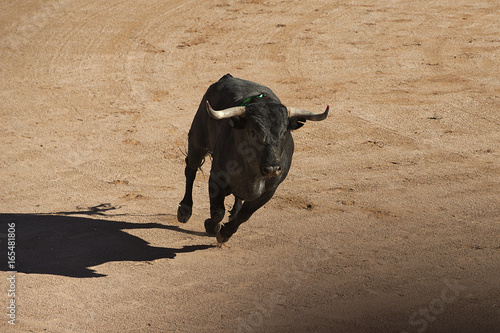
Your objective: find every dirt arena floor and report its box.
[1,1,499,332]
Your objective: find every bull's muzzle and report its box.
[261,165,282,178]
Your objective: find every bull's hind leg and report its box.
[204,170,231,235]
[208,195,241,236]
[177,146,206,223]
[229,196,243,220]
[217,189,276,243]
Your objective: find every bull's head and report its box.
[206,101,329,178]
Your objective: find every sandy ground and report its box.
[1,0,499,332]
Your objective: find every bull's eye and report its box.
[250,129,257,138]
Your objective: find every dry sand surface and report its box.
[1,0,499,332]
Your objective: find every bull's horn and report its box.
[206,101,246,120]
[287,105,330,121]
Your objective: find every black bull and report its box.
[177,74,329,244]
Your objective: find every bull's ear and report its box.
[229,116,245,129]
[288,117,306,130]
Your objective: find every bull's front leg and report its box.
[217,189,276,243]
[178,157,198,223]
[205,170,229,235]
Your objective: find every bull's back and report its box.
[207,74,281,110]
[189,74,281,153]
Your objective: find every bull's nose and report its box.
[262,165,282,177]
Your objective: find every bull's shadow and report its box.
[0,211,212,278]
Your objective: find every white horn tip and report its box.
[206,101,219,119]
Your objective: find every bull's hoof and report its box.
[177,203,192,223]
[216,232,230,244]
[212,239,231,248]
[204,219,221,235]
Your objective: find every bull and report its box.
[177,74,329,244]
